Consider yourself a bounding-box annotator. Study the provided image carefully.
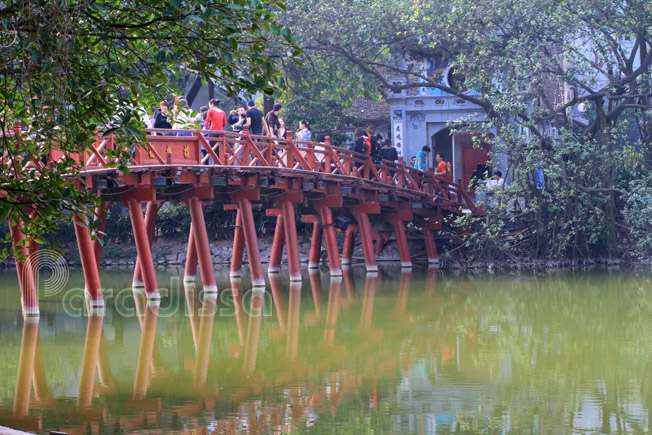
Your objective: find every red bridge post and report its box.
[74,214,105,308]
[93,201,111,270]
[387,208,413,268]
[187,195,218,293]
[268,212,284,274]
[133,201,161,287]
[423,227,440,265]
[126,198,160,299]
[342,224,358,266]
[184,228,198,282]
[232,192,265,287]
[352,208,378,272]
[230,210,244,278]
[280,198,302,282]
[317,205,342,276]
[9,222,39,317]
[308,219,322,269]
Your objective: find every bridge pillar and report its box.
[74,215,105,307]
[352,210,378,272]
[133,201,161,287]
[93,201,111,269]
[280,199,302,282]
[9,221,39,317]
[317,205,342,276]
[308,220,322,269]
[387,209,413,268]
[230,210,245,278]
[234,195,265,287]
[268,214,284,273]
[341,224,358,266]
[184,228,198,282]
[423,227,439,264]
[126,198,160,299]
[188,196,218,293]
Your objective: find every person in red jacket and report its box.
[203,99,226,131]
[202,99,226,161]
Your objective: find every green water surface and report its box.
[1,267,652,434]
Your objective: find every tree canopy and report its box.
[0,0,293,256]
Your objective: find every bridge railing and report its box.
[45,125,479,213]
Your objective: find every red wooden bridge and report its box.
[9,126,480,316]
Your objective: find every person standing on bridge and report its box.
[154,101,173,134]
[202,99,226,162]
[228,105,247,133]
[295,120,312,143]
[434,152,452,179]
[414,145,431,171]
[351,127,367,168]
[245,100,270,137]
[203,99,226,132]
[381,137,398,162]
[173,97,194,137]
[265,103,282,137]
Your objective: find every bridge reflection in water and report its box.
[4,268,652,434]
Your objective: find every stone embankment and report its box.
[0,234,410,269]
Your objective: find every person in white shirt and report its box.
[486,170,504,190]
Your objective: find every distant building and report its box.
[387,56,498,187]
[345,96,391,143]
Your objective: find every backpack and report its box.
[363,136,382,162]
[444,162,452,179]
[362,136,372,153]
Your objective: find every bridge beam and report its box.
[187,196,218,293]
[74,214,105,307]
[9,221,39,317]
[268,213,284,274]
[133,201,161,287]
[126,198,160,299]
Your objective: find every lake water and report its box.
[1,266,652,434]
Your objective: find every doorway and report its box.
[460,137,491,193]
[431,128,452,172]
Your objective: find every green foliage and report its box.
[277,61,357,145]
[283,0,652,260]
[0,0,295,260]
